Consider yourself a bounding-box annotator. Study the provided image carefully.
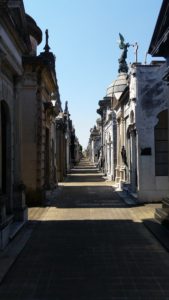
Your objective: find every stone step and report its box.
[9,221,26,240]
[155,208,169,225]
[162,197,169,211]
[144,219,169,251]
[155,208,169,219]
[122,181,130,188]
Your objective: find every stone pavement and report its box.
[0,159,169,299]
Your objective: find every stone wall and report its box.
[135,63,169,201]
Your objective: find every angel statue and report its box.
[118,33,130,73]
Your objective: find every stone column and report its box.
[115,120,121,183]
[0,194,6,224]
[0,52,7,222]
[66,135,69,172]
[112,112,117,181]
[13,77,27,221]
[92,140,94,163]
[110,142,114,180]
[60,127,64,180]
[168,89,169,195]
[130,130,137,193]
[107,141,109,175]
[0,60,2,192]
[120,118,126,182]
[109,142,111,176]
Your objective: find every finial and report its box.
[134,42,138,63]
[44,29,50,52]
[64,101,68,113]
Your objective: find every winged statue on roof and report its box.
[118,33,130,73]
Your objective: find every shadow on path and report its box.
[53,186,127,208]
[0,219,169,299]
[0,159,168,299]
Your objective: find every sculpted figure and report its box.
[118,33,130,73]
[121,145,128,166]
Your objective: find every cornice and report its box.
[148,0,169,57]
[22,55,58,92]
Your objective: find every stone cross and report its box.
[45,29,49,46]
[44,29,50,52]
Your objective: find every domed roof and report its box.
[26,14,42,45]
[107,72,128,100]
[106,81,115,97]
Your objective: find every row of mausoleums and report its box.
[88,0,169,212]
[0,0,81,249]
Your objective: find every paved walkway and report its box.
[0,159,169,300]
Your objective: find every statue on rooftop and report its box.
[118,33,130,73]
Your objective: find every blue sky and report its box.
[24,0,162,149]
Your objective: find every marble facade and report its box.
[92,20,169,202]
[148,0,169,222]
[0,0,80,248]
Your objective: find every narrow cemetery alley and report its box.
[0,159,169,300]
[1,1,169,299]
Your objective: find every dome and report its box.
[26,14,42,45]
[106,80,115,97]
[107,72,128,100]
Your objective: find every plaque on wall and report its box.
[141,148,152,155]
